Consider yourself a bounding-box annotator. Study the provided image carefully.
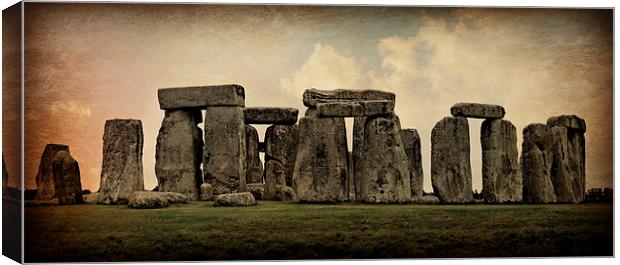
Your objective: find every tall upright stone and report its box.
[481,119,522,203]
[292,108,348,202]
[356,114,411,203]
[431,117,473,204]
[264,124,298,200]
[155,109,203,199]
[35,144,70,201]
[51,150,83,205]
[401,129,423,198]
[203,106,246,195]
[521,123,556,203]
[99,119,145,204]
[245,125,263,184]
[548,115,586,203]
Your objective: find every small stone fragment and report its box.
[264,124,298,199]
[199,183,214,201]
[480,119,522,203]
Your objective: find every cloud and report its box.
[49,100,92,118]
[280,43,365,94]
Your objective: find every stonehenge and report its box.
[98,119,145,204]
[88,83,587,207]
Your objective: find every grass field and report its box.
[24,201,613,262]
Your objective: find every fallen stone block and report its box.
[303,88,395,107]
[214,192,257,207]
[158,84,245,109]
[128,191,190,209]
[246,183,264,200]
[450,103,505,119]
[317,100,394,117]
[244,107,299,125]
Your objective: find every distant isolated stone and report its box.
[51,151,83,205]
[199,183,214,201]
[401,129,423,198]
[431,117,473,204]
[245,125,263,184]
[303,88,395,107]
[521,123,556,203]
[158,84,245,109]
[98,119,145,204]
[243,107,299,125]
[214,192,257,207]
[548,115,586,203]
[35,144,70,201]
[317,100,394,117]
[547,115,586,132]
[203,106,246,195]
[156,109,203,199]
[293,109,348,202]
[355,114,411,203]
[481,119,522,203]
[264,124,298,200]
[450,103,505,119]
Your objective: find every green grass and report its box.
[25,201,612,262]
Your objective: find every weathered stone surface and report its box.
[243,107,299,125]
[245,125,263,184]
[214,192,257,207]
[199,183,214,201]
[431,117,473,204]
[51,151,83,205]
[35,144,70,201]
[450,103,505,119]
[292,109,348,202]
[264,124,298,200]
[549,125,586,203]
[317,100,394,117]
[355,114,411,203]
[303,88,395,107]
[276,185,296,201]
[246,183,264,200]
[401,129,424,198]
[155,109,203,200]
[547,115,586,132]
[352,117,365,199]
[481,119,522,203]
[521,123,556,203]
[127,191,190,209]
[347,151,355,201]
[203,107,246,195]
[98,119,145,204]
[412,195,440,204]
[158,84,245,109]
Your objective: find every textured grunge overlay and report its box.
[22,4,612,193]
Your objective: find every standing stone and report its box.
[264,124,298,200]
[480,119,522,203]
[356,114,411,203]
[548,115,586,203]
[200,183,214,201]
[203,106,246,195]
[521,123,556,203]
[401,129,423,198]
[35,144,70,201]
[245,125,263,184]
[352,117,365,198]
[347,151,355,201]
[99,119,145,204]
[431,117,473,204]
[51,151,83,205]
[292,108,348,202]
[155,109,203,199]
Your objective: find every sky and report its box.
[15,4,612,193]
